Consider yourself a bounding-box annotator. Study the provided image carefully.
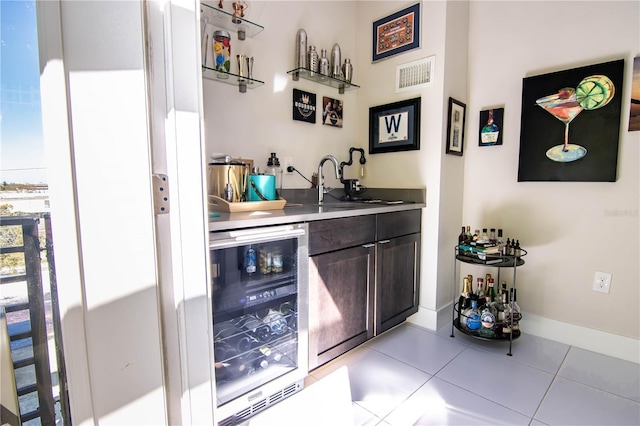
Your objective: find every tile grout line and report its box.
[529,344,573,423]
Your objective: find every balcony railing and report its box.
[0,214,69,425]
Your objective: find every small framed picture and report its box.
[322,96,343,128]
[446,97,466,156]
[369,97,421,154]
[479,108,504,146]
[372,3,421,62]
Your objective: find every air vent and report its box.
[219,381,303,425]
[396,55,435,93]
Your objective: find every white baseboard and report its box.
[520,312,639,364]
[408,305,639,364]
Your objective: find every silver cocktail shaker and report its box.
[342,58,353,83]
[308,46,319,75]
[331,43,342,79]
[319,49,330,76]
[296,29,307,69]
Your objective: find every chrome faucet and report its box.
[317,155,342,203]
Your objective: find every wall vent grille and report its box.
[396,56,435,93]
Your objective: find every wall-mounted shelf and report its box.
[202,66,264,93]
[200,1,264,40]
[287,68,360,94]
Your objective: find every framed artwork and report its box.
[479,108,504,146]
[322,96,343,128]
[372,3,420,62]
[369,97,421,154]
[629,56,640,131]
[518,59,624,182]
[292,88,316,124]
[446,97,466,156]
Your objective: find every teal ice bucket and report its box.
[247,174,277,201]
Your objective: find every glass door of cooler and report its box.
[209,224,309,407]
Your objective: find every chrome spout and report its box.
[317,155,342,203]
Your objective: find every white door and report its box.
[36,0,212,424]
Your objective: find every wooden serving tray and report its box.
[209,195,287,212]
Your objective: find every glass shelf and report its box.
[202,66,264,93]
[287,68,360,94]
[200,1,264,40]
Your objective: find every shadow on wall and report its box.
[477,201,559,248]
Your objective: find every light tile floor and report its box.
[307,323,640,426]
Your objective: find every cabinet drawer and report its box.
[377,209,421,240]
[309,215,376,255]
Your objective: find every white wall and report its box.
[463,1,639,352]
[203,0,640,361]
[203,1,359,190]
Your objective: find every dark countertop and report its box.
[208,188,426,232]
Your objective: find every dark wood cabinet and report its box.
[308,215,376,370]
[308,209,422,370]
[375,210,421,334]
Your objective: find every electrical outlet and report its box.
[284,157,293,174]
[593,271,612,294]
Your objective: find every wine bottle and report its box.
[475,278,485,300]
[465,226,473,241]
[458,226,466,246]
[486,278,497,303]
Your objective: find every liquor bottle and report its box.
[497,229,504,248]
[458,226,466,246]
[465,226,473,242]
[481,228,489,243]
[504,238,511,256]
[480,109,500,145]
[464,298,482,331]
[473,229,480,241]
[514,240,522,258]
[486,278,497,303]
[501,290,512,336]
[479,303,496,337]
[489,228,496,244]
[485,274,492,294]
[475,278,485,300]
[510,288,522,331]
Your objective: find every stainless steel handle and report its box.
[210,226,305,248]
[377,240,391,244]
[362,243,375,248]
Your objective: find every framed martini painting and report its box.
[517,59,624,182]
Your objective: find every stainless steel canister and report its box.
[296,29,307,69]
[208,159,249,202]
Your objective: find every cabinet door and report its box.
[308,244,375,370]
[376,233,421,334]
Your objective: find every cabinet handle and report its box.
[362,243,375,248]
[377,240,391,245]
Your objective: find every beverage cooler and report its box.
[209,224,309,425]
